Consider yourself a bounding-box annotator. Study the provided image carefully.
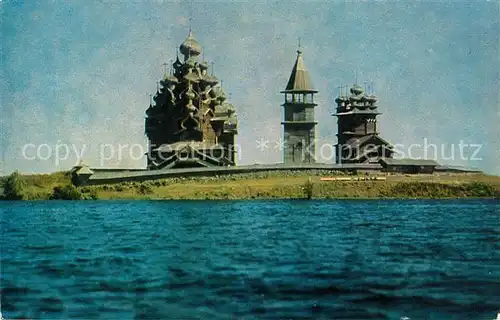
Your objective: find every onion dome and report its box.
[350,84,364,96]
[366,94,377,103]
[185,82,196,99]
[186,57,196,68]
[184,69,199,83]
[164,74,179,85]
[225,103,236,115]
[206,75,219,86]
[198,60,209,71]
[350,95,362,102]
[215,87,227,103]
[186,88,196,100]
[212,74,220,83]
[214,103,229,117]
[186,100,197,112]
[186,90,196,101]
[179,30,202,58]
[358,100,369,110]
[369,99,378,109]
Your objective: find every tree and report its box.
[3,171,26,200]
[50,184,82,200]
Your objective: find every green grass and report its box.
[81,173,500,200]
[1,170,499,200]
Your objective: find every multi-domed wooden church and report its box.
[145,29,238,169]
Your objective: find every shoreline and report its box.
[1,171,499,201]
[70,196,499,201]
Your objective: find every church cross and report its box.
[169,59,173,75]
[188,0,193,32]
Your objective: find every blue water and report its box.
[1,200,499,320]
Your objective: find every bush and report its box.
[384,181,497,198]
[302,178,314,200]
[3,171,26,200]
[138,183,154,195]
[50,184,83,200]
[466,182,496,197]
[82,189,98,200]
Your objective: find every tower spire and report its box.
[297,37,302,54]
[284,41,314,92]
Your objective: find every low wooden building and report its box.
[379,158,439,174]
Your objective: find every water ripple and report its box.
[1,199,499,319]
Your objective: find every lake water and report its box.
[1,200,499,319]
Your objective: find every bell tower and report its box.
[280,43,318,164]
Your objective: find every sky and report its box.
[1,0,499,175]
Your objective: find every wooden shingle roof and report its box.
[283,49,316,93]
[379,158,439,166]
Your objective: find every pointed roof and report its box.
[282,48,317,93]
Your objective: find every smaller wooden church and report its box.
[334,84,394,164]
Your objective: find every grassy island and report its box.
[0,170,499,200]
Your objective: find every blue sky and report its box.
[1,0,499,175]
